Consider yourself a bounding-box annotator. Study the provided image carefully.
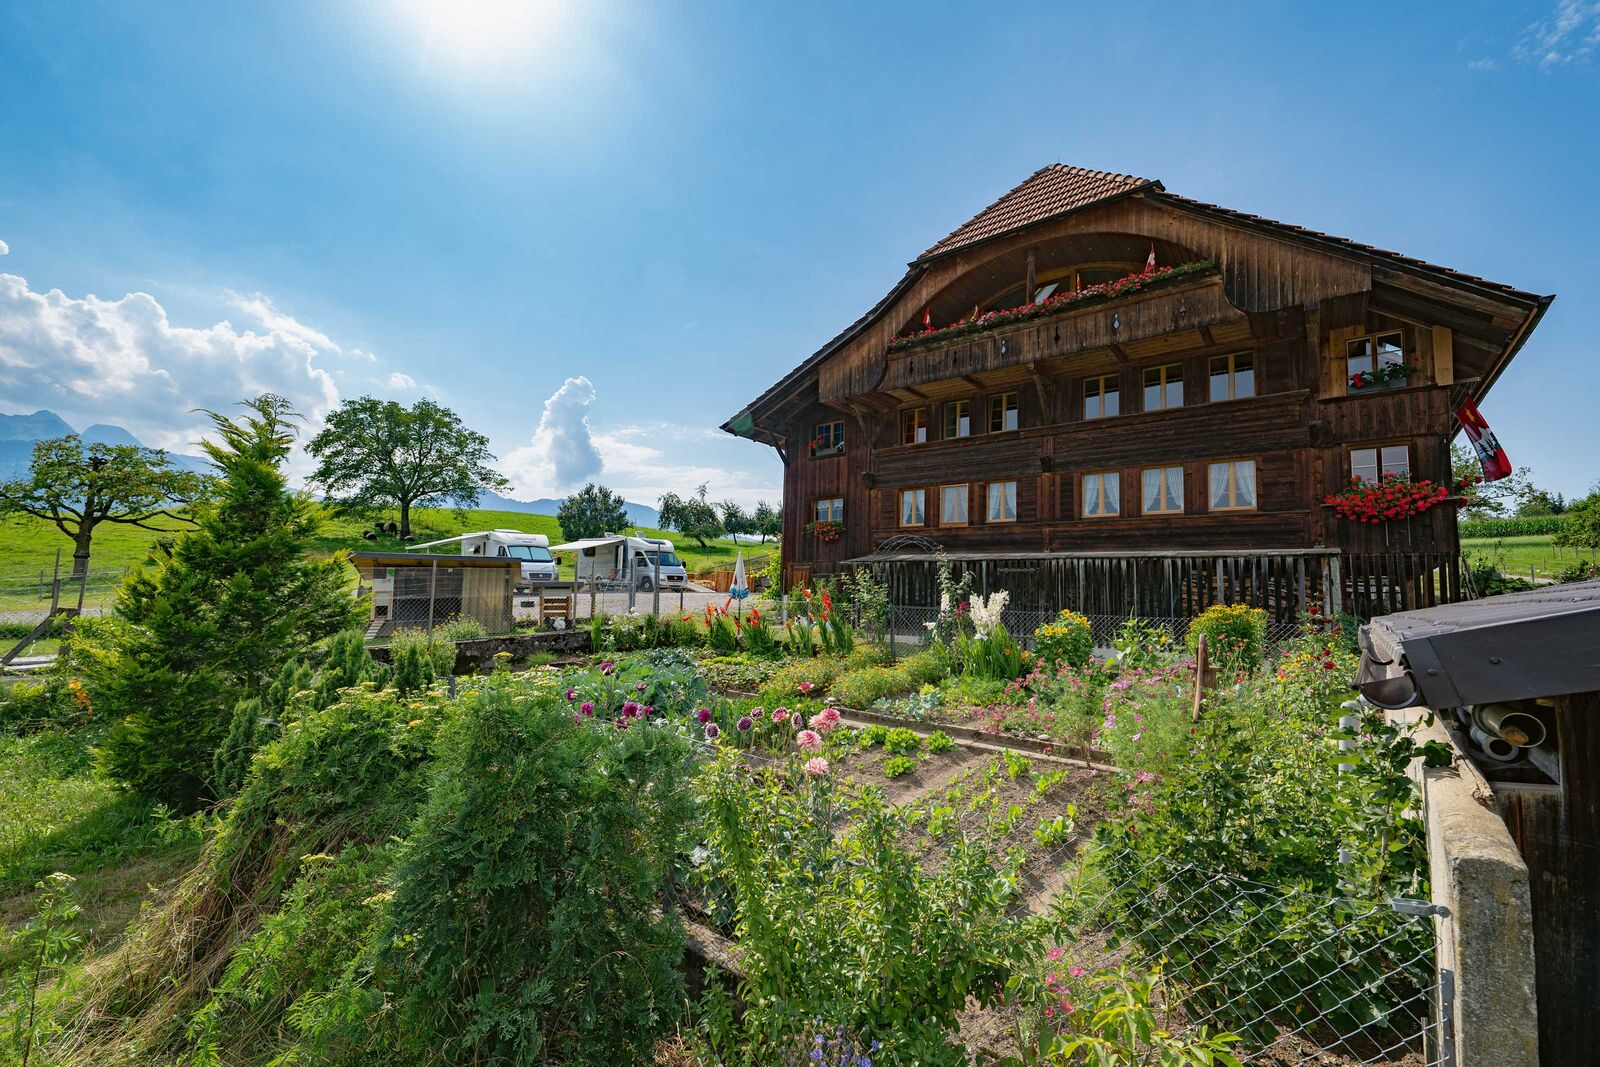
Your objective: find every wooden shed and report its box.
[1359,580,1600,1065]
[350,551,518,638]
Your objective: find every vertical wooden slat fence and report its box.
[851,549,1463,622]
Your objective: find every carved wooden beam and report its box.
[961,374,985,391]
[1109,343,1131,364]
[1198,324,1217,347]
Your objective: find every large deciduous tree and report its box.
[657,484,723,549]
[0,436,205,578]
[87,395,364,809]
[556,482,630,542]
[306,397,510,538]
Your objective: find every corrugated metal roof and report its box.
[918,164,1154,261]
[1360,580,1600,708]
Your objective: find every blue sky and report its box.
[1,1,1597,506]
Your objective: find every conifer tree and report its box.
[91,395,363,808]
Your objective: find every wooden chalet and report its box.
[723,164,1551,618]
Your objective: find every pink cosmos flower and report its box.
[796,729,822,751]
[798,681,815,694]
[1068,966,1088,978]
[771,708,790,723]
[804,757,829,777]
[809,707,841,732]
[1046,946,1064,961]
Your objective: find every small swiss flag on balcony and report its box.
[1144,243,1157,273]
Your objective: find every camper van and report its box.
[410,529,560,587]
[571,535,688,591]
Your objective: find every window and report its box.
[1208,460,1257,511]
[1084,374,1120,419]
[1346,331,1407,393]
[1209,353,1255,402]
[1081,471,1120,518]
[1349,445,1410,484]
[1142,364,1184,411]
[899,489,925,527]
[988,392,1019,433]
[1141,466,1184,514]
[900,407,928,445]
[940,484,968,525]
[986,480,1018,522]
[1076,267,1128,288]
[814,497,844,523]
[813,420,845,452]
[943,400,972,439]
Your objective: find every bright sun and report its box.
[393,0,566,70]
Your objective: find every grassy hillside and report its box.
[1,507,778,611]
[1460,534,1597,581]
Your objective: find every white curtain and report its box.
[1163,467,1183,512]
[1209,464,1229,509]
[1236,461,1256,508]
[1143,468,1161,512]
[1084,476,1102,516]
[1103,473,1120,515]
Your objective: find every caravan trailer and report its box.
[570,535,688,591]
[408,529,560,587]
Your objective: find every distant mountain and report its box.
[79,423,144,448]
[0,409,210,478]
[0,410,76,442]
[478,489,660,529]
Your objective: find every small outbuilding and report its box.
[351,551,518,638]
[1359,579,1600,1065]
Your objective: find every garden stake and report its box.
[1191,633,1208,723]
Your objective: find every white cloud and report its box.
[387,371,418,390]
[0,270,344,459]
[502,382,780,508]
[0,239,9,256]
[503,376,605,491]
[1466,57,1498,71]
[1516,1,1600,66]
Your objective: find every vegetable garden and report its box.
[2,564,1446,1066]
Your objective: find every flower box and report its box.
[809,440,846,458]
[886,260,1217,354]
[805,520,845,543]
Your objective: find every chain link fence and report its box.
[878,604,1303,654]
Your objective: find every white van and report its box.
[411,529,560,586]
[572,535,688,591]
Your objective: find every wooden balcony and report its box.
[865,272,1255,401]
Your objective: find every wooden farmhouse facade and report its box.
[724,164,1551,618]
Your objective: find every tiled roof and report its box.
[918,164,1154,261]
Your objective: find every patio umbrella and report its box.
[725,552,749,616]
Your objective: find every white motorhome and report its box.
[409,529,560,587]
[564,534,688,591]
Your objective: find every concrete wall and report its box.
[1404,710,1539,1067]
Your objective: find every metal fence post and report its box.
[427,560,437,632]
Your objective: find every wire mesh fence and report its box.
[879,604,1303,654]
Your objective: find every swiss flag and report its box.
[1144,243,1157,273]
[1456,397,1512,481]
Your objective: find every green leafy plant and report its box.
[1032,806,1077,850]
[436,614,488,641]
[926,730,955,754]
[883,727,922,756]
[1039,969,1242,1066]
[1186,603,1268,676]
[1032,609,1093,670]
[1,872,83,1065]
[882,755,917,779]
[694,748,1016,1064]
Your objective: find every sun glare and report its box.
[394,0,566,70]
